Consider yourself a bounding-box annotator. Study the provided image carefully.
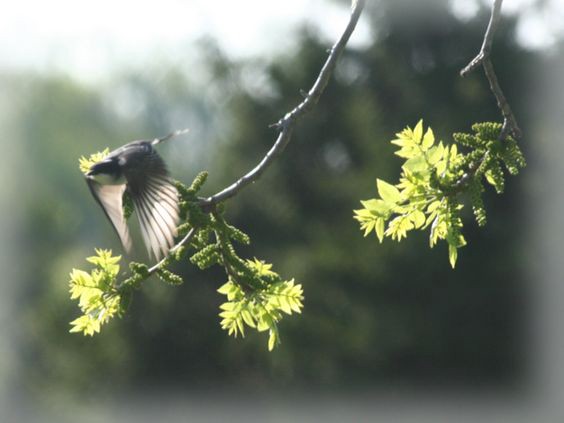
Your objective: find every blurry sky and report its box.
[0,0,563,83]
[0,0,370,82]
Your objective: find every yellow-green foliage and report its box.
[194,210,304,350]
[354,120,525,268]
[69,249,123,335]
[218,259,304,351]
[78,148,109,174]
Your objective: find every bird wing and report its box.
[86,180,132,253]
[124,149,180,260]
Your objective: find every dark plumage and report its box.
[85,138,180,260]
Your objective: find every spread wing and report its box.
[86,180,132,253]
[124,149,180,260]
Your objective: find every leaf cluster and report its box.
[78,149,110,174]
[354,120,525,267]
[69,249,125,335]
[189,209,304,350]
[218,261,303,351]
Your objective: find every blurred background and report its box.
[1,0,564,421]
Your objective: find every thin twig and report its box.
[482,59,520,139]
[200,0,366,207]
[460,0,502,76]
[460,0,521,140]
[148,227,198,275]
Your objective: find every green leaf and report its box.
[247,258,277,278]
[241,309,256,328]
[429,215,447,247]
[85,249,121,276]
[236,315,245,337]
[421,127,435,150]
[217,281,233,295]
[385,215,414,241]
[219,302,235,311]
[268,329,278,351]
[375,218,385,242]
[403,155,428,174]
[69,315,101,336]
[427,200,442,213]
[435,157,447,176]
[69,269,93,296]
[410,210,426,229]
[278,296,293,315]
[377,179,401,204]
[413,120,423,144]
[361,219,375,237]
[448,244,458,268]
[427,143,445,165]
[360,199,391,217]
[256,313,271,332]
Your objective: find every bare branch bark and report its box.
[460,0,521,140]
[200,0,366,207]
[148,0,366,275]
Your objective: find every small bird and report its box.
[85,131,186,260]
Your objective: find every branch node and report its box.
[268,119,284,129]
[460,52,484,77]
[460,0,519,141]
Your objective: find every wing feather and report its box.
[133,195,161,259]
[86,180,132,253]
[145,180,178,211]
[139,190,173,249]
[143,184,178,232]
[125,147,180,260]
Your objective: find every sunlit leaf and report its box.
[375,218,385,242]
[403,155,428,174]
[410,210,426,229]
[377,179,401,204]
[448,244,458,268]
[413,119,423,144]
[421,127,434,150]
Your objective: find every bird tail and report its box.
[151,128,190,146]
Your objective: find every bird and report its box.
[85,130,186,260]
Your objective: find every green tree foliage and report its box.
[354,120,525,267]
[217,260,303,351]
[69,249,123,335]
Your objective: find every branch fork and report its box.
[460,0,521,140]
[153,0,366,275]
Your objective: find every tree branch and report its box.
[460,0,521,140]
[447,0,522,194]
[146,1,366,276]
[200,0,366,207]
[460,0,502,76]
